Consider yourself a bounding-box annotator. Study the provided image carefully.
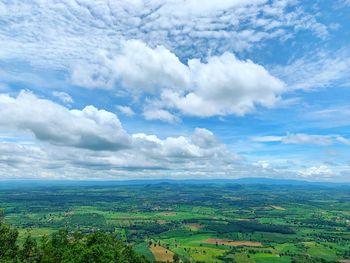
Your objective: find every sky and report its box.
[0,0,349,181]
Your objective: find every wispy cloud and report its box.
[116,105,135,117]
[52,91,74,105]
[305,106,350,128]
[252,133,350,146]
[274,49,350,91]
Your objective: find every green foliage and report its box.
[0,221,19,261]
[0,221,150,263]
[20,235,41,263]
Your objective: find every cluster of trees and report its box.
[207,220,295,235]
[0,218,150,263]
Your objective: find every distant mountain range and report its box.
[0,177,349,190]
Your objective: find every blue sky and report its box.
[0,0,349,181]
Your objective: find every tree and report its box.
[0,220,19,261]
[0,217,151,263]
[20,234,41,263]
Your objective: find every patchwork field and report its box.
[0,181,349,262]
[204,238,263,247]
[150,245,174,262]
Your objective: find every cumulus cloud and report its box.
[158,52,284,117]
[73,40,285,118]
[132,127,232,160]
[0,136,237,180]
[0,91,130,151]
[0,91,234,157]
[72,40,190,92]
[0,91,242,179]
[0,118,348,181]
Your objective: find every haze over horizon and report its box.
[0,0,349,182]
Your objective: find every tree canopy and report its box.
[0,215,150,263]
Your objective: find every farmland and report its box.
[0,180,349,262]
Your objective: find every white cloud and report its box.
[191,128,219,149]
[298,165,332,178]
[160,52,284,117]
[305,106,350,128]
[0,91,130,150]
[253,160,270,169]
[0,91,243,179]
[336,136,350,145]
[71,39,190,92]
[115,40,190,93]
[0,1,331,122]
[143,108,179,123]
[117,105,135,117]
[0,91,233,159]
[52,91,74,104]
[133,127,236,161]
[71,59,115,90]
[0,0,327,70]
[71,40,190,92]
[252,133,350,146]
[74,40,285,118]
[252,135,283,143]
[0,113,348,181]
[274,49,350,91]
[282,133,332,146]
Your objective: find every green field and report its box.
[1,181,349,262]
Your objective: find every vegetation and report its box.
[0,182,349,262]
[0,213,149,263]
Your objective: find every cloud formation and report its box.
[156,52,284,117]
[0,91,240,179]
[305,107,350,128]
[73,40,285,119]
[71,40,190,91]
[273,49,350,91]
[252,133,350,146]
[0,91,130,151]
[116,105,135,117]
[0,1,348,182]
[0,91,348,181]
[298,165,332,178]
[0,0,328,79]
[52,91,74,104]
